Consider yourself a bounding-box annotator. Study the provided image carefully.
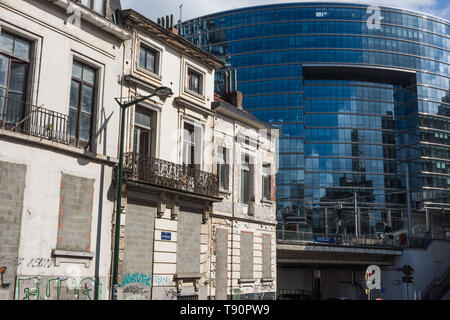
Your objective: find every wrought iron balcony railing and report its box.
[0,96,70,144]
[121,152,220,198]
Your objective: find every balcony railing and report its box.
[277,230,402,248]
[121,152,220,198]
[0,96,70,144]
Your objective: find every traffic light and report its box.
[402,264,414,276]
[402,264,414,283]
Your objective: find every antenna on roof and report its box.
[179,3,183,23]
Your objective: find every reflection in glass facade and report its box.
[180,3,450,239]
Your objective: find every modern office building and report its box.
[179,2,450,299]
[179,2,450,242]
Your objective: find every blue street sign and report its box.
[314,236,336,244]
[161,232,172,241]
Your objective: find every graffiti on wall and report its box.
[0,267,10,289]
[15,276,101,300]
[163,288,177,300]
[230,285,275,300]
[122,273,152,288]
[121,273,152,300]
[153,275,173,286]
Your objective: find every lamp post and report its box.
[111,86,173,300]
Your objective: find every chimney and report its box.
[157,14,178,35]
[227,91,243,110]
[221,69,243,110]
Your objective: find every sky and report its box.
[120,0,450,23]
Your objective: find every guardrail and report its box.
[277,230,402,248]
[121,152,220,198]
[1,96,70,144]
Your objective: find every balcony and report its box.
[120,152,220,199]
[0,97,70,144]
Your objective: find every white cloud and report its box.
[120,0,449,22]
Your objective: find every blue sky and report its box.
[120,0,450,22]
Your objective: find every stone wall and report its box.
[0,161,26,300]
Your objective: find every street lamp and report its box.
[111,86,173,300]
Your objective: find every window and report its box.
[183,122,195,166]
[187,68,203,96]
[241,155,251,205]
[183,121,202,167]
[139,45,159,74]
[0,32,31,127]
[69,61,96,148]
[81,0,104,15]
[218,146,229,190]
[133,108,154,158]
[262,164,271,200]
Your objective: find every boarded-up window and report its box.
[122,203,155,300]
[56,174,94,252]
[177,209,201,274]
[262,234,272,279]
[240,232,254,280]
[215,228,228,300]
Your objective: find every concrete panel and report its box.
[0,161,26,300]
[121,204,155,300]
[177,210,201,274]
[215,228,228,300]
[240,232,254,279]
[57,174,94,252]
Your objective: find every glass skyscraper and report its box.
[179,3,450,240]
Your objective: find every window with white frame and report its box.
[187,67,203,96]
[133,107,154,158]
[183,122,195,166]
[262,163,271,200]
[217,146,229,191]
[241,155,251,205]
[69,60,97,148]
[139,44,159,75]
[183,121,202,167]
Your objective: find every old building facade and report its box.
[0,0,278,300]
[114,9,224,300]
[0,0,129,300]
[210,93,278,300]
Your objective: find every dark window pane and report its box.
[0,33,14,54]
[189,70,200,94]
[0,54,8,88]
[9,62,27,93]
[68,108,78,138]
[81,85,93,113]
[146,51,156,73]
[6,92,24,123]
[14,37,30,60]
[135,110,151,128]
[83,67,95,85]
[139,48,146,69]
[79,112,91,141]
[0,88,5,119]
[242,170,249,204]
[70,81,80,108]
[72,62,82,79]
[139,130,151,156]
